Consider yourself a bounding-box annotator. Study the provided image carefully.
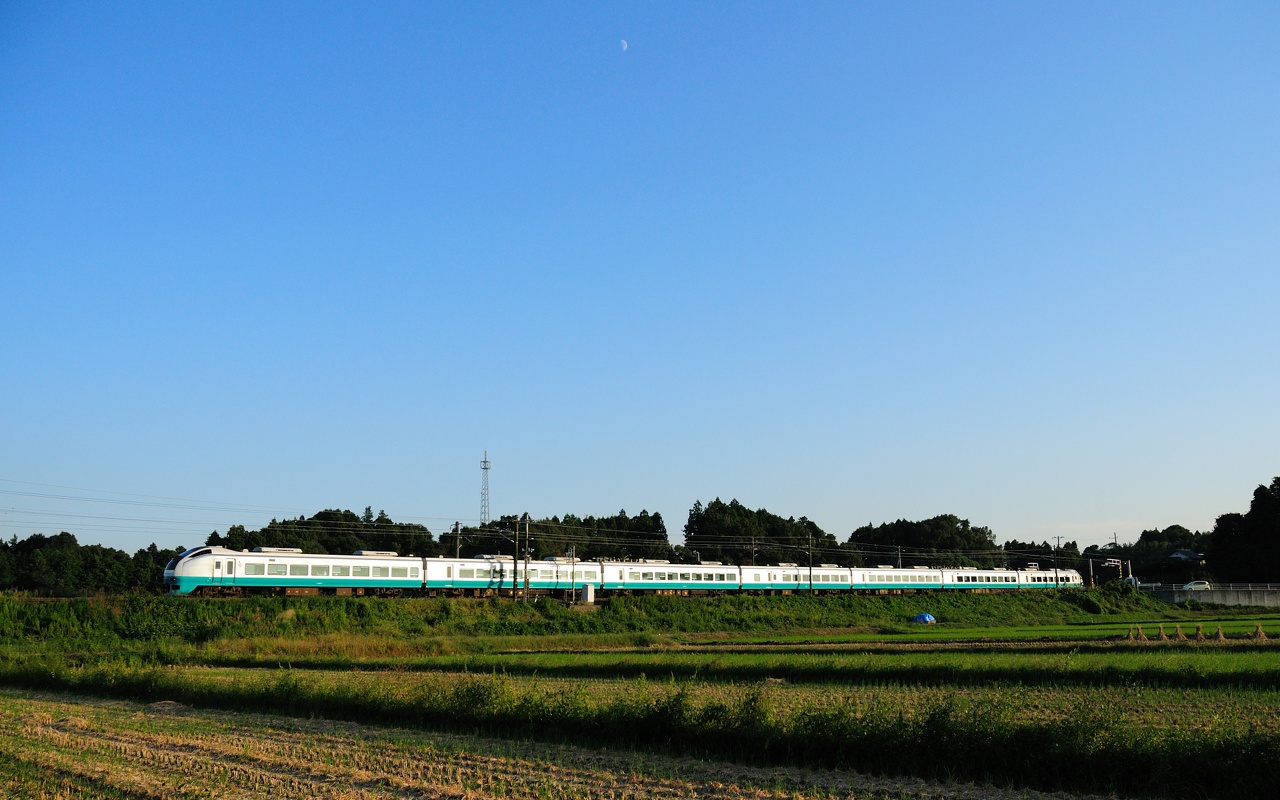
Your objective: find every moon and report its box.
[621,39,628,52]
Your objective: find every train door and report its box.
[225,558,236,586]
[212,559,224,585]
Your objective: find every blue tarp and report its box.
[912,613,936,624]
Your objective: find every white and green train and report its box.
[164,546,1084,597]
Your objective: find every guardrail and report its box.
[1138,583,1280,592]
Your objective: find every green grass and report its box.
[0,586,1202,646]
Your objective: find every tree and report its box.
[209,509,438,557]
[1209,478,1280,582]
[683,499,848,566]
[849,515,1000,567]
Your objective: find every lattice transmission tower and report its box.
[480,450,491,526]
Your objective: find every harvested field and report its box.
[0,690,1102,800]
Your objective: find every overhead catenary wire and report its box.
[0,478,1097,558]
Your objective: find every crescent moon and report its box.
[621,39,628,51]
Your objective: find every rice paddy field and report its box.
[0,690,1110,800]
[1,591,1279,798]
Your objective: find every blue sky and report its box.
[2,2,1277,553]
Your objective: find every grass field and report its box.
[1,590,1279,798]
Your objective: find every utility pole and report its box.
[523,517,530,603]
[808,530,814,594]
[897,545,902,569]
[508,520,516,598]
[1088,558,1094,587]
[454,521,461,558]
[1053,535,1062,587]
[569,545,577,604]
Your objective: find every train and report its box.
[163,545,1084,597]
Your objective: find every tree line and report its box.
[0,533,181,595]
[2,477,1276,594]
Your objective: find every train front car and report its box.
[165,546,242,595]
[168,546,425,596]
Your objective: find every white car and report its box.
[1181,580,1212,591]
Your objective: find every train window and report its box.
[372,567,390,578]
[475,569,490,579]
[215,561,222,570]
[630,571,641,580]
[332,566,350,576]
[353,566,370,577]
[640,572,651,580]
[459,569,474,579]
[289,565,308,576]
[312,566,329,577]
[410,567,419,578]
[754,573,762,582]
[656,572,666,581]
[703,573,713,581]
[245,563,265,576]
[689,573,700,581]
[585,570,596,580]
[268,564,286,576]
[227,562,235,575]
[540,569,552,579]
[392,567,408,578]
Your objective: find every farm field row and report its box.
[0,690,1099,800]
[179,613,1280,661]
[100,630,1280,690]
[136,665,1280,733]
